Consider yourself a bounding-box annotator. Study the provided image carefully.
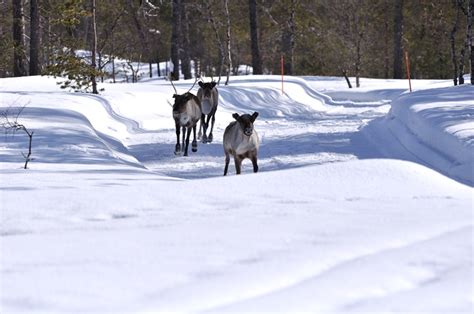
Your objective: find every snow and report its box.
[0,74,473,313]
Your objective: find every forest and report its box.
[0,0,473,88]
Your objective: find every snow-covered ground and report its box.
[0,74,472,313]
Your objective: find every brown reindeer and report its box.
[171,79,201,156]
[223,112,260,175]
[197,81,219,143]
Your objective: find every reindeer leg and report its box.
[234,156,242,175]
[192,125,198,152]
[181,126,186,154]
[208,113,216,143]
[174,122,181,155]
[198,114,204,140]
[203,114,212,143]
[224,152,230,176]
[202,115,208,143]
[251,154,259,173]
[183,127,192,156]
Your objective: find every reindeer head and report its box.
[198,81,217,99]
[232,112,259,136]
[172,93,193,114]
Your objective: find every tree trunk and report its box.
[459,41,466,85]
[171,0,181,80]
[29,0,40,75]
[451,2,461,86]
[281,0,296,75]
[393,0,404,79]
[43,0,51,67]
[180,0,192,79]
[12,0,27,77]
[383,0,390,78]
[248,0,262,74]
[224,0,232,85]
[342,69,352,88]
[468,0,473,85]
[91,0,98,94]
[355,37,361,88]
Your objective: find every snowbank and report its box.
[388,85,474,185]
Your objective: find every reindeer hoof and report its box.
[208,134,213,143]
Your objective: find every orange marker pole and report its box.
[404,51,412,92]
[281,55,284,95]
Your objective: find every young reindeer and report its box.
[223,112,260,175]
[197,81,219,143]
[170,78,201,156]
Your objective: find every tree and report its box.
[224,0,232,85]
[248,0,262,74]
[12,0,27,77]
[44,0,102,92]
[90,0,98,94]
[180,0,192,79]
[393,0,404,79]
[281,0,297,75]
[29,0,40,75]
[171,0,180,80]
[450,0,462,86]
[468,0,473,84]
[202,0,225,82]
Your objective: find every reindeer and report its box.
[223,112,260,175]
[197,81,219,143]
[170,78,201,156]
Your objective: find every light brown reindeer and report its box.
[223,112,260,175]
[170,78,201,156]
[197,81,219,143]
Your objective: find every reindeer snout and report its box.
[180,114,190,125]
[244,128,253,136]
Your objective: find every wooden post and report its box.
[281,55,284,95]
[404,50,412,92]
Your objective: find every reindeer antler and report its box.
[187,76,200,93]
[169,74,178,95]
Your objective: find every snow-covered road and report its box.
[1,75,472,313]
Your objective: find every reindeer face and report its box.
[172,93,192,114]
[198,81,217,99]
[233,112,259,136]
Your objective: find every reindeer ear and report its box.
[232,113,240,120]
[251,111,259,122]
[211,82,217,88]
[198,81,204,88]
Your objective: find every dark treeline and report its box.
[1,0,473,86]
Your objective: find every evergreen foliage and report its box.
[0,0,472,85]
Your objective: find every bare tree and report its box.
[1,105,34,169]
[204,0,225,83]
